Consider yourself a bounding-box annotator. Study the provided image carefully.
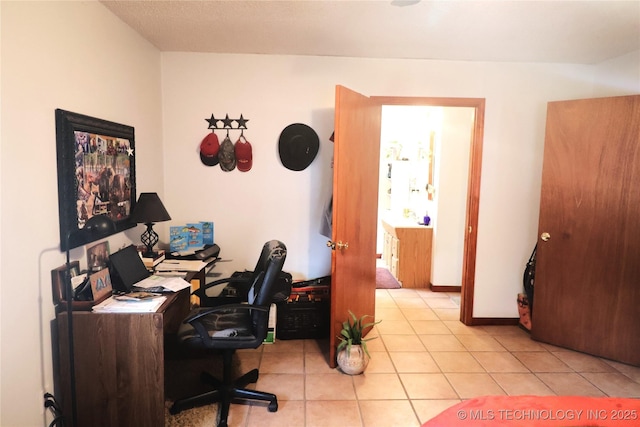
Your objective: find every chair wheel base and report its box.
[268,401,278,412]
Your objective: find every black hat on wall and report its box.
[278,123,319,171]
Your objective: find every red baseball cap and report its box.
[199,132,219,166]
[235,135,253,172]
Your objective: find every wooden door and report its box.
[532,95,640,366]
[329,85,381,367]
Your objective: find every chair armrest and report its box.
[184,303,268,324]
[184,303,270,343]
[192,276,252,299]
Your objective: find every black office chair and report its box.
[193,240,292,307]
[169,240,288,427]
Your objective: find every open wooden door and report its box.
[532,95,640,366]
[329,86,381,367]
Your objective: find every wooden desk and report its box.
[56,288,190,427]
[157,259,218,306]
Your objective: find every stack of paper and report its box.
[133,275,191,292]
[92,295,167,313]
[155,259,210,272]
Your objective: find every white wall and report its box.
[431,107,475,286]
[162,54,600,319]
[593,50,640,96]
[2,1,639,424]
[160,54,338,281]
[1,2,162,425]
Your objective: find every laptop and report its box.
[108,244,154,293]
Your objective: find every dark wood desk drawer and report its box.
[162,288,190,333]
[56,288,190,427]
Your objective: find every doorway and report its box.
[372,96,485,324]
[377,105,475,294]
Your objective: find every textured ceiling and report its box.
[101,0,640,64]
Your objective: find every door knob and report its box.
[327,240,349,250]
[541,232,551,242]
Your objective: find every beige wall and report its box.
[1,2,162,425]
[161,54,599,320]
[431,107,475,287]
[2,1,639,425]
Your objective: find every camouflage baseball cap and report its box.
[218,135,236,172]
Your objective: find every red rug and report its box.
[376,267,401,289]
[422,395,640,427]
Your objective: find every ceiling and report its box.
[101,1,640,64]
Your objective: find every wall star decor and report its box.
[205,113,249,130]
[55,109,137,251]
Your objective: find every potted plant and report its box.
[336,310,381,375]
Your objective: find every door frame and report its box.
[372,96,485,324]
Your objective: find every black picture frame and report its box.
[56,109,137,251]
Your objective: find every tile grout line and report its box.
[395,305,427,426]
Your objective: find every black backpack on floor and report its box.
[523,244,537,317]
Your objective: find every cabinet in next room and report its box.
[381,218,432,288]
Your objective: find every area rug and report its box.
[376,267,401,289]
[422,395,640,427]
[164,346,241,426]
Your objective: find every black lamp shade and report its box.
[129,193,171,257]
[129,192,172,224]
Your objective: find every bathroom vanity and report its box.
[381,218,433,288]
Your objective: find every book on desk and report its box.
[137,247,165,270]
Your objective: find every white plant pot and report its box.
[337,345,369,375]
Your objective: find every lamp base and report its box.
[141,250,162,259]
[140,223,159,259]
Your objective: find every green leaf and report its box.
[361,341,372,358]
[337,310,382,350]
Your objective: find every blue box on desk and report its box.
[170,221,214,252]
[186,223,204,248]
[169,226,189,252]
[201,221,214,245]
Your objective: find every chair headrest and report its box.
[249,240,287,307]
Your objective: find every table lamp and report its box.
[129,192,171,258]
[64,214,116,427]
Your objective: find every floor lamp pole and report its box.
[60,215,115,427]
[65,232,78,427]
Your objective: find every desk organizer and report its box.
[50,261,109,312]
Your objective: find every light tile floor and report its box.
[227,287,640,426]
